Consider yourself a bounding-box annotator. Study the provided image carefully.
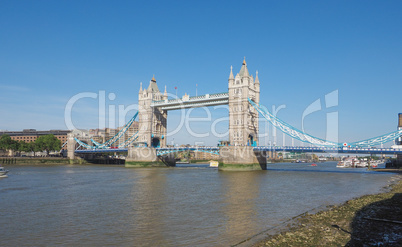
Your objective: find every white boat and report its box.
[0,166,9,177]
[356,161,368,168]
[209,160,219,167]
[337,157,360,168]
[370,160,385,168]
[337,160,351,168]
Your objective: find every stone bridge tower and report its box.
[138,76,167,148]
[228,58,260,146]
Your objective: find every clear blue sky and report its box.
[0,0,401,146]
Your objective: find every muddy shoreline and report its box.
[244,174,402,246]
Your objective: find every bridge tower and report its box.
[228,58,260,146]
[397,113,402,145]
[138,76,168,148]
[219,59,267,170]
[397,113,402,166]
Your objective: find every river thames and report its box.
[0,162,398,246]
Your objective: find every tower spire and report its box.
[148,75,160,93]
[139,82,143,92]
[239,57,249,77]
[255,70,260,84]
[229,65,234,79]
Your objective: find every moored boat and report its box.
[209,160,219,167]
[337,157,360,168]
[0,165,9,178]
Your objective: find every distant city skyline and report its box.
[1,0,401,146]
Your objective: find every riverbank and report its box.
[251,175,402,247]
[0,157,93,165]
[370,168,402,173]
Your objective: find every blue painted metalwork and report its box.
[90,138,103,147]
[254,146,402,155]
[74,138,93,149]
[347,130,402,148]
[90,131,139,149]
[75,148,128,154]
[249,98,402,148]
[118,134,139,148]
[92,112,138,148]
[249,98,339,147]
[73,145,402,155]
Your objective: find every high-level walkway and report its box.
[151,92,228,110]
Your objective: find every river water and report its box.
[0,162,398,246]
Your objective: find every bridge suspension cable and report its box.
[347,130,402,147]
[249,98,402,147]
[249,98,339,147]
[118,131,139,148]
[90,111,139,149]
[74,138,93,149]
[90,138,103,147]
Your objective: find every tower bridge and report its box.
[125,58,264,169]
[135,58,260,150]
[69,59,402,170]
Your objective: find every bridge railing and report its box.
[208,92,229,98]
[151,92,229,107]
[253,146,402,154]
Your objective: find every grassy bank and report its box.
[125,161,168,168]
[251,175,402,246]
[218,163,267,171]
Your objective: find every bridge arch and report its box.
[151,137,160,148]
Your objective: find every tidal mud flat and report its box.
[252,175,402,247]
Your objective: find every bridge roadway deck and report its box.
[254,146,402,155]
[75,148,128,154]
[74,146,402,155]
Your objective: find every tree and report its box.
[0,134,19,156]
[18,141,36,156]
[0,134,13,150]
[18,141,31,153]
[35,134,61,156]
[30,142,41,157]
[9,140,19,153]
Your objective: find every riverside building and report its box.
[0,129,70,150]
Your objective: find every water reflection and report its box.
[0,163,397,247]
[219,171,265,244]
[127,169,170,246]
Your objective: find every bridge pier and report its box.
[126,147,175,167]
[219,146,267,171]
[67,133,75,160]
[397,154,402,167]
